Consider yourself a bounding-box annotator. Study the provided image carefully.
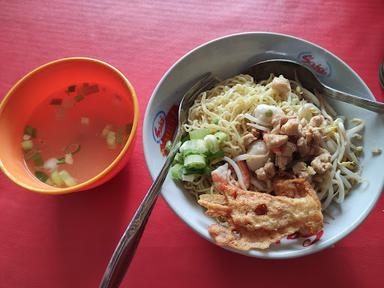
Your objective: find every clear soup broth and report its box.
[21,83,133,187]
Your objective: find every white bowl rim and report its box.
[143,32,383,258]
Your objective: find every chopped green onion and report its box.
[184,154,206,170]
[57,157,65,165]
[50,98,63,105]
[50,98,63,106]
[58,170,77,187]
[67,85,76,93]
[204,134,219,153]
[170,164,183,180]
[126,123,133,134]
[74,94,85,102]
[31,152,43,166]
[35,171,48,183]
[51,170,64,186]
[116,129,124,144]
[102,125,112,138]
[189,128,211,140]
[21,140,34,151]
[182,166,211,175]
[165,140,172,154]
[106,131,116,149]
[212,118,219,124]
[180,134,190,143]
[24,125,36,138]
[82,84,99,95]
[45,178,54,186]
[64,143,81,155]
[214,131,227,143]
[207,150,225,162]
[24,149,36,160]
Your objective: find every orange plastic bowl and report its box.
[0,57,139,194]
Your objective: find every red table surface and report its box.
[1,1,383,287]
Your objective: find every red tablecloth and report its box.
[1,1,383,287]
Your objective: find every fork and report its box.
[99,73,219,288]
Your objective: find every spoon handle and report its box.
[323,85,384,114]
[99,145,179,288]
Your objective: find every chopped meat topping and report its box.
[280,118,300,136]
[242,132,257,148]
[255,162,276,181]
[292,162,316,180]
[311,152,332,174]
[199,174,323,250]
[263,133,288,149]
[270,75,291,98]
[309,115,324,127]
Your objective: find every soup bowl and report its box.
[0,57,139,194]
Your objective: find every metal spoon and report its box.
[99,73,219,288]
[245,59,384,114]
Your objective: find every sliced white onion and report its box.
[250,177,266,191]
[223,156,247,190]
[233,154,251,162]
[246,122,271,132]
[243,113,271,127]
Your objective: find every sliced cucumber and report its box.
[170,164,183,180]
[179,139,208,156]
[204,134,219,153]
[184,154,206,170]
[181,174,197,182]
[21,140,33,151]
[189,128,211,140]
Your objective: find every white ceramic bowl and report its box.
[143,32,384,258]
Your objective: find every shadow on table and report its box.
[52,161,141,287]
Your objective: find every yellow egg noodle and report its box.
[182,74,364,210]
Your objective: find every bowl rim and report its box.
[143,32,383,258]
[0,57,139,195]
